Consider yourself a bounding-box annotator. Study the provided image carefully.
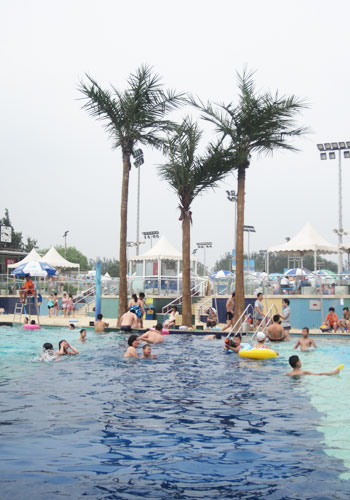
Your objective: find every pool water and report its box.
[0,326,350,499]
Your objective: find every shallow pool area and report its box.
[1,326,350,499]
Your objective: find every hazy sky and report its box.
[2,0,350,269]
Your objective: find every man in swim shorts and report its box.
[94,313,109,333]
[266,314,285,341]
[124,334,140,358]
[293,327,317,351]
[222,293,235,332]
[138,323,164,343]
[120,309,138,332]
[285,355,340,376]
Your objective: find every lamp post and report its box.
[142,231,159,248]
[317,141,350,274]
[62,230,69,259]
[133,149,144,256]
[226,190,237,271]
[243,225,256,272]
[196,242,212,274]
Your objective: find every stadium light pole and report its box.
[133,149,144,256]
[196,242,212,274]
[317,141,350,274]
[62,230,69,259]
[142,231,159,248]
[243,226,256,272]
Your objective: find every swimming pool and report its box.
[1,327,350,499]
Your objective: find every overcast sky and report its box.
[2,0,350,269]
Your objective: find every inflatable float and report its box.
[23,324,40,330]
[239,346,277,359]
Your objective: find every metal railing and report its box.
[251,304,280,342]
[226,303,255,339]
[161,279,208,314]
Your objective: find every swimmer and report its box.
[141,344,157,359]
[285,355,341,376]
[138,323,164,344]
[39,343,57,361]
[30,319,36,325]
[204,332,222,340]
[78,329,87,342]
[293,327,317,351]
[254,332,279,355]
[266,315,286,341]
[224,334,242,352]
[56,340,79,356]
[124,334,140,358]
[94,313,109,333]
[68,323,76,330]
[120,309,138,332]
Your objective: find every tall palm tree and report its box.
[191,71,308,321]
[159,118,232,326]
[79,65,184,322]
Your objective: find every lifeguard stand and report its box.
[14,290,40,325]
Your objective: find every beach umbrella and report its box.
[284,268,311,277]
[11,261,57,277]
[315,269,337,277]
[210,270,234,279]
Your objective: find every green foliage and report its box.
[158,117,233,213]
[23,237,38,252]
[214,252,233,272]
[89,258,120,277]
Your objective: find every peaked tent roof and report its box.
[268,222,338,254]
[130,236,184,261]
[7,248,43,268]
[41,246,80,269]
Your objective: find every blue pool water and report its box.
[1,326,350,499]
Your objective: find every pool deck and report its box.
[1,313,350,337]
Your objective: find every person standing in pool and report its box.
[78,329,87,342]
[293,327,317,351]
[120,309,138,332]
[280,298,291,339]
[56,340,79,356]
[285,355,341,376]
[141,344,157,359]
[94,313,109,333]
[221,293,235,332]
[124,334,140,358]
[266,314,285,341]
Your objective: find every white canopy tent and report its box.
[7,248,43,269]
[267,222,338,272]
[129,235,197,277]
[41,246,80,270]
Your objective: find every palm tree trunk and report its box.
[182,212,192,327]
[118,152,131,325]
[235,166,246,322]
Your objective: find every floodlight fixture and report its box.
[142,231,159,239]
[347,141,350,149]
[339,142,346,149]
[243,225,256,233]
[331,142,339,150]
[320,153,327,160]
[344,151,350,159]
[196,242,212,248]
[329,152,336,160]
[133,148,144,158]
[317,144,324,151]
[325,143,331,150]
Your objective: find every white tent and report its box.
[7,248,43,268]
[41,246,80,270]
[132,236,182,261]
[267,222,338,272]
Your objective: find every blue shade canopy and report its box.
[210,270,234,279]
[12,261,57,277]
[284,268,311,276]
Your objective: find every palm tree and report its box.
[79,65,184,322]
[191,71,308,321]
[158,118,232,326]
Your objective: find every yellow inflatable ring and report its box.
[239,347,277,359]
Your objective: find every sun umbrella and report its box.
[210,270,234,279]
[315,269,337,276]
[11,261,57,277]
[284,268,311,277]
